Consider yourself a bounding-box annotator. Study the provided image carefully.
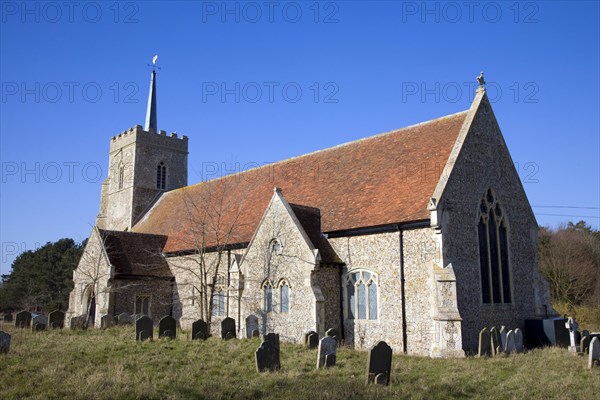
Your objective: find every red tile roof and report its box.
[133,111,468,253]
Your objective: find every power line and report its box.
[532,205,599,210]
[534,213,600,219]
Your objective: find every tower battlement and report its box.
[110,125,188,153]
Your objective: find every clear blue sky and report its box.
[1,1,599,274]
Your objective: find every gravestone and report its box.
[565,317,579,353]
[317,336,337,369]
[326,328,339,340]
[252,329,260,338]
[246,315,259,338]
[499,326,507,350]
[159,316,177,339]
[514,328,524,353]
[588,337,599,369]
[32,314,48,331]
[15,311,32,328]
[490,327,502,356]
[48,310,65,329]
[478,328,491,357]
[192,319,208,340]
[305,331,319,349]
[580,335,592,354]
[366,341,392,386]
[135,315,153,341]
[505,330,516,354]
[118,313,132,325]
[255,340,281,372]
[4,313,13,323]
[325,354,336,367]
[100,315,113,329]
[221,317,236,340]
[263,333,280,351]
[0,331,10,354]
[70,315,86,330]
[582,330,590,337]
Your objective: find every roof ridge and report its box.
[168,110,469,194]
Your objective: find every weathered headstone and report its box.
[192,319,208,340]
[580,335,591,354]
[263,333,280,351]
[48,310,65,329]
[255,340,281,372]
[135,315,153,341]
[499,326,507,350]
[15,310,32,328]
[100,314,113,329]
[221,317,236,340]
[159,316,177,339]
[252,329,260,338]
[0,331,10,354]
[305,331,319,349]
[514,328,524,353]
[32,315,48,331]
[490,327,502,356]
[70,315,86,330]
[478,328,491,357]
[366,341,392,385]
[317,336,337,369]
[582,330,590,338]
[326,328,339,340]
[3,313,13,323]
[118,313,132,325]
[505,330,516,354]
[588,337,599,369]
[565,317,579,353]
[246,315,259,338]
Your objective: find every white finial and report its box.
[152,55,158,65]
[477,72,486,88]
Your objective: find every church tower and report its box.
[96,61,188,231]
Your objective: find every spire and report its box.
[144,55,159,132]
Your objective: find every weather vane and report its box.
[476,71,486,89]
[147,54,161,71]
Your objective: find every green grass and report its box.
[1,323,599,400]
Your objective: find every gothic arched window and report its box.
[211,290,225,316]
[344,270,378,320]
[262,280,273,313]
[118,162,125,190]
[278,279,290,313]
[156,162,166,190]
[478,189,512,304]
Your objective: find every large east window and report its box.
[344,270,378,320]
[478,189,512,304]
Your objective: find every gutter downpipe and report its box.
[398,225,408,354]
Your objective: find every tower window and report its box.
[156,162,166,190]
[118,162,125,190]
[478,189,512,304]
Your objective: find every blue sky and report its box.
[1,0,599,273]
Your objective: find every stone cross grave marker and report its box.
[118,313,132,325]
[135,315,153,341]
[588,337,599,369]
[499,326,507,350]
[478,328,491,357]
[221,317,236,340]
[32,315,48,331]
[366,341,392,386]
[505,330,516,354]
[255,340,281,372]
[514,328,524,353]
[490,327,501,356]
[0,331,10,354]
[192,319,208,340]
[48,310,65,329]
[565,317,579,353]
[4,313,13,323]
[305,331,319,349]
[317,336,337,369]
[100,314,113,329]
[15,311,32,328]
[246,315,259,338]
[159,316,177,339]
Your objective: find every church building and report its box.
[66,69,554,357]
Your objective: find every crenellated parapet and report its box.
[110,125,188,154]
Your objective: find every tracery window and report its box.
[262,280,273,313]
[134,295,150,315]
[279,279,290,313]
[344,270,378,320]
[211,290,225,316]
[478,189,512,304]
[156,162,166,190]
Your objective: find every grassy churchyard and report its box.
[0,323,599,400]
